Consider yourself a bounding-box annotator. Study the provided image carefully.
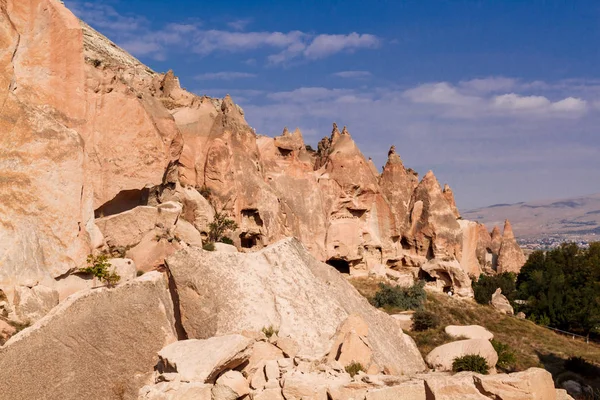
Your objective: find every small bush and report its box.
[305,144,315,152]
[136,270,144,277]
[371,281,426,311]
[412,310,440,331]
[219,237,234,245]
[261,325,279,338]
[203,242,215,251]
[80,254,120,287]
[491,340,516,371]
[345,361,364,377]
[452,354,489,374]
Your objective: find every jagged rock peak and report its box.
[503,219,515,239]
[160,69,179,96]
[491,225,501,239]
[221,94,236,113]
[332,122,340,136]
[442,184,461,219]
[341,125,349,135]
[282,127,290,136]
[386,145,403,164]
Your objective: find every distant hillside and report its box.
[462,193,600,241]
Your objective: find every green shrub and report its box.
[412,310,440,331]
[452,354,489,374]
[491,340,516,371]
[219,237,234,245]
[203,242,215,251]
[209,211,238,244]
[79,254,120,287]
[261,325,279,338]
[345,361,364,377]
[472,272,516,305]
[371,281,426,311]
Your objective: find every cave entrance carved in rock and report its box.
[326,258,351,274]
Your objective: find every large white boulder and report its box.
[425,339,498,372]
[0,272,178,400]
[445,325,494,341]
[166,238,427,376]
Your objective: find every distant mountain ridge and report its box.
[463,193,600,240]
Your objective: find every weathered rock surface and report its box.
[0,272,177,400]
[491,288,514,315]
[166,238,426,375]
[425,339,498,371]
[497,220,527,274]
[445,325,494,341]
[157,335,253,383]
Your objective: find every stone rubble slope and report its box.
[166,237,427,376]
[0,272,178,400]
[140,330,563,400]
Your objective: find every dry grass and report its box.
[350,277,600,390]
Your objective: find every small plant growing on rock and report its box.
[491,340,516,372]
[203,242,216,251]
[209,210,238,244]
[219,237,234,245]
[261,325,278,338]
[452,354,489,374]
[80,254,121,287]
[345,361,364,377]
[412,310,440,331]
[197,185,212,198]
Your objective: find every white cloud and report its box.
[551,97,588,112]
[195,72,257,80]
[492,93,551,110]
[303,33,380,59]
[403,82,479,106]
[332,71,372,78]
[66,1,379,64]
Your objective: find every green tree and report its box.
[516,243,600,335]
[472,272,517,305]
[80,254,120,287]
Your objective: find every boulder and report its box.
[253,388,286,400]
[516,312,526,319]
[556,388,576,400]
[126,230,181,272]
[156,335,253,383]
[212,370,249,400]
[425,339,498,371]
[96,202,182,249]
[473,367,556,400]
[444,325,494,341]
[491,288,514,315]
[174,219,203,247]
[275,336,300,358]
[327,315,375,371]
[12,284,59,324]
[0,319,16,344]
[0,272,178,400]
[166,238,427,376]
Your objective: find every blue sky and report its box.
[66,0,600,209]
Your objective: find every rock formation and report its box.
[166,238,426,376]
[0,272,177,400]
[0,0,529,317]
[497,220,527,274]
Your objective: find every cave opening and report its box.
[326,258,351,274]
